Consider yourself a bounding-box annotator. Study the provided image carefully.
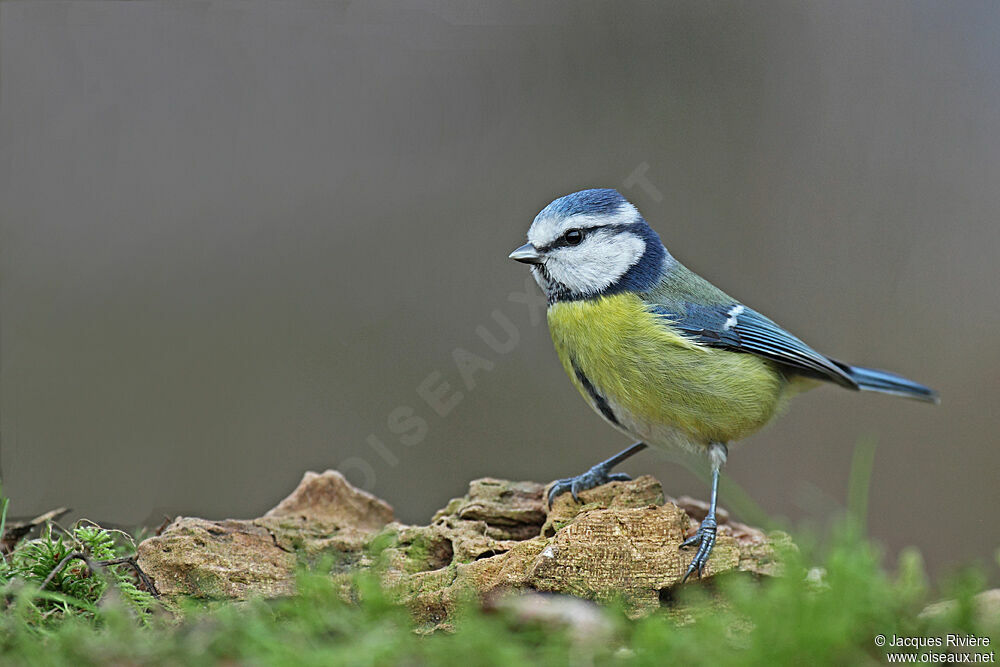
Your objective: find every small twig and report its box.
[40,552,160,600]
[155,516,173,537]
[40,551,92,591]
[97,556,134,566]
[48,519,75,543]
[1,507,72,555]
[100,555,160,598]
[28,507,72,527]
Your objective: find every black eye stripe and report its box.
[538,226,595,252]
[535,222,642,253]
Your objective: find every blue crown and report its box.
[537,188,627,219]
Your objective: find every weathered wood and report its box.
[137,470,790,623]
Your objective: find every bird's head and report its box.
[509,188,668,303]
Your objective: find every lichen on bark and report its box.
[137,469,790,623]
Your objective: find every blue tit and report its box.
[509,188,938,580]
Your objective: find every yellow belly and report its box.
[547,293,788,447]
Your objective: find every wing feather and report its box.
[648,302,858,389]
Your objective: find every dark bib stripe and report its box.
[572,361,621,427]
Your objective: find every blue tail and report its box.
[845,365,939,404]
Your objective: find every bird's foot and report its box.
[546,463,632,508]
[679,515,717,582]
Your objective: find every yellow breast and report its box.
[547,293,787,446]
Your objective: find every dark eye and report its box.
[564,229,584,245]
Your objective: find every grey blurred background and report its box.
[1,1,998,577]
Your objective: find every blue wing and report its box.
[650,302,859,389]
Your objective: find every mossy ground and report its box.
[0,511,996,666]
[2,452,997,667]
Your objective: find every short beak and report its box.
[508,243,544,265]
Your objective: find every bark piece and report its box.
[136,517,296,599]
[138,470,395,598]
[265,470,393,530]
[137,469,789,622]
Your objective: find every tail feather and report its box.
[845,365,940,404]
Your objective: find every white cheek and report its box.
[545,233,645,295]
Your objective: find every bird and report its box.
[509,188,938,581]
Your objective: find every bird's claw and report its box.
[547,464,632,509]
[680,516,718,582]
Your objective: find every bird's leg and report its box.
[680,442,727,582]
[547,442,648,508]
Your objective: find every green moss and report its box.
[0,523,996,666]
[0,482,997,665]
